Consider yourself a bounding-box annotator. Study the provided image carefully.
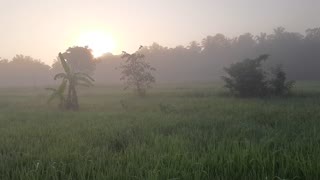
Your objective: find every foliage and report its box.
[0,55,51,87]
[119,47,156,97]
[61,46,96,75]
[222,54,270,97]
[1,27,320,86]
[222,55,295,97]
[47,53,94,110]
[45,80,67,109]
[269,65,295,96]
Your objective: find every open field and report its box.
[1,82,320,179]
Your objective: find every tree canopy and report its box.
[1,27,320,86]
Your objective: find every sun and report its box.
[77,31,116,57]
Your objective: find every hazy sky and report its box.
[0,0,319,64]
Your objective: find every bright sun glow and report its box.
[77,31,116,57]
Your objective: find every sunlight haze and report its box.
[0,0,319,64]
[75,30,116,57]
[2,1,320,178]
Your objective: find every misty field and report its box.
[1,82,320,180]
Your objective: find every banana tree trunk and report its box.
[66,83,73,110]
[71,85,79,110]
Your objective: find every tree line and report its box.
[48,49,294,111]
[0,27,319,87]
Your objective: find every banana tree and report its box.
[46,80,67,109]
[49,53,94,110]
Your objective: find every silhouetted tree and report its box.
[269,65,295,96]
[62,46,96,75]
[2,27,320,87]
[202,34,231,53]
[50,58,63,73]
[50,53,94,110]
[222,54,295,97]
[305,28,320,43]
[119,47,156,97]
[79,27,320,84]
[0,58,9,64]
[255,33,268,44]
[188,41,202,53]
[222,55,270,97]
[0,55,51,87]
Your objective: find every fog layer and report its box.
[0,27,319,87]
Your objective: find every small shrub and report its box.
[269,65,295,96]
[222,55,295,97]
[222,54,269,97]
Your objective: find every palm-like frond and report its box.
[48,52,95,110]
[54,73,67,80]
[46,80,67,104]
[74,72,95,82]
[47,94,57,104]
[58,53,71,74]
[76,76,94,86]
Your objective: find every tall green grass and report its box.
[1,83,320,179]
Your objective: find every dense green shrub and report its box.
[222,54,270,97]
[269,65,295,96]
[222,55,295,97]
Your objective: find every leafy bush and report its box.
[269,65,295,96]
[119,47,156,97]
[222,54,270,97]
[222,55,295,97]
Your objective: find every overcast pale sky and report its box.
[0,0,319,64]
